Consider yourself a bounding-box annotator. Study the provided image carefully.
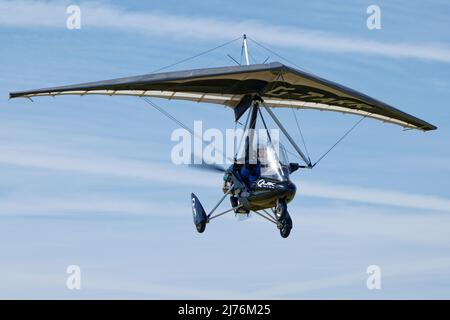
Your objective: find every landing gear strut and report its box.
[251,199,293,238]
[192,192,293,238]
[191,190,237,234]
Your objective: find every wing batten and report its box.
[10,62,436,131]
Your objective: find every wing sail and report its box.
[10,62,436,131]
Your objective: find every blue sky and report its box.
[0,0,449,299]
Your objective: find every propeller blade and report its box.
[189,153,227,173]
[188,163,226,173]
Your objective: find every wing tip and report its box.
[9,91,24,99]
[418,122,437,131]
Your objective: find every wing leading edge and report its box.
[9,62,437,131]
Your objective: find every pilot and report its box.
[240,162,261,188]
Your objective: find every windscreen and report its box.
[258,144,288,181]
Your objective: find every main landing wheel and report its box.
[191,193,207,234]
[196,221,206,233]
[279,214,292,238]
[275,199,292,238]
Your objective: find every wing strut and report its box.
[262,104,312,168]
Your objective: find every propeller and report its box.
[188,153,227,173]
[188,162,227,173]
[188,154,251,221]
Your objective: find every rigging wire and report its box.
[291,108,311,161]
[247,37,312,73]
[150,37,241,73]
[234,107,252,160]
[248,51,259,65]
[227,54,241,66]
[142,97,194,135]
[141,97,234,164]
[244,38,271,64]
[249,36,369,168]
[312,115,368,168]
[283,146,302,162]
[144,35,368,169]
[240,42,244,65]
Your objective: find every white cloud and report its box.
[1,145,449,213]
[0,147,219,188]
[0,269,248,299]
[1,0,450,63]
[0,196,188,217]
[298,204,450,246]
[253,257,450,298]
[300,181,450,212]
